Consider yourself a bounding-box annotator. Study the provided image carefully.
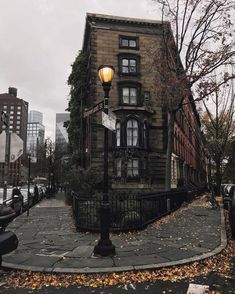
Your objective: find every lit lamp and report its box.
[94,65,116,256]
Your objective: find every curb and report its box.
[2,206,227,274]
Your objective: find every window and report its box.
[119,82,141,106]
[116,158,122,177]
[17,111,21,115]
[144,91,150,104]
[10,106,14,110]
[143,121,148,149]
[116,122,121,147]
[119,54,139,75]
[127,159,139,177]
[3,105,7,109]
[122,58,136,74]
[127,119,138,146]
[120,36,138,49]
[122,87,137,104]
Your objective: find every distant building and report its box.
[0,87,28,185]
[55,113,69,152]
[27,110,45,158]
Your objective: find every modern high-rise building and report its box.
[0,87,28,185]
[55,113,69,152]
[27,110,45,158]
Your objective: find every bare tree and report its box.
[151,0,235,190]
[202,80,235,194]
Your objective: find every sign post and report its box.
[1,111,10,204]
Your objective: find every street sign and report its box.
[102,111,117,131]
[84,101,104,118]
[10,133,23,162]
[0,132,23,163]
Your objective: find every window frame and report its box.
[127,158,139,178]
[116,121,121,147]
[115,158,122,178]
[126,118,139,147]
[119,35,139,50]
[143,120,148,149]
[118,81,142,106]
[118,53,140,76]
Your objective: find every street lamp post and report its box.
[94,65,116,256]
[1,111,11,204]
[27,154,31,217]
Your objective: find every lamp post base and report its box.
[94,201,116,257]
[94,239,116,257]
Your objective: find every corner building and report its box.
[82,13,206,191]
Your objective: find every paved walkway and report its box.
[2,193,227,273]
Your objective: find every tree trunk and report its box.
[165,110,176,191]
[215,159,222,196]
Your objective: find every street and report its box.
[0,268,235,293]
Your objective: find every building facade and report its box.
[27,110,45,158]
[81,13,207,191]
[0,87,28,185]
[55,113,69,153]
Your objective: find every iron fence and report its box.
[72,189,199,232]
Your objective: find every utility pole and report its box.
[1,111,11,204]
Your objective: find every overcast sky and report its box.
[0,0,161,140]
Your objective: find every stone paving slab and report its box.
[2,195,227,273]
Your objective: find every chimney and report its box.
[8,87,17,97]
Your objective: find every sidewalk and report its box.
[2,193,227,274]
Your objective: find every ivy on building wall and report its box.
[66,51,88,166]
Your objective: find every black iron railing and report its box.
[72,189,200,232]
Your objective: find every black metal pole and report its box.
[2,112,10,204]
[94,83,115,256]
[27,155,31,217]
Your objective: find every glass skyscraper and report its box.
[55,113,69,152]
[27,110,45,157]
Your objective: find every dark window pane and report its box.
[129,66,136,73]
[129,40,136,47]
[121,39,129,47]
[130,59,136,66]
[122,66,129,73]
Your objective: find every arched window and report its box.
[116,121,121,147]
[127,119,138,146]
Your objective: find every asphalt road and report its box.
[0,269,234,294]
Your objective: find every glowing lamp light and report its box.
[98,65,115,84]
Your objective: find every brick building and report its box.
[0,87,28,185]
[81,13,207,191]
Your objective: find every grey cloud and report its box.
[0,0,160,139]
